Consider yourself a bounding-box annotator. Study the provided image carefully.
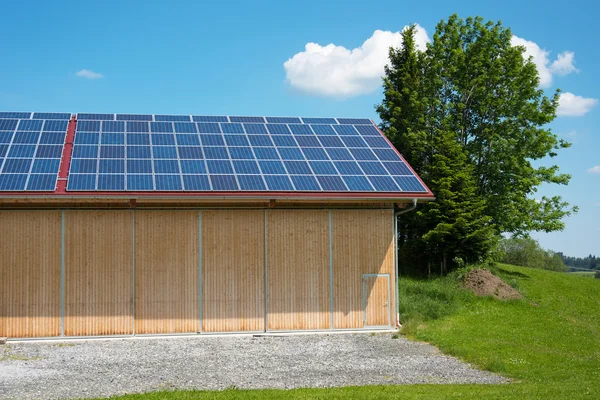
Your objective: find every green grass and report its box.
[99,264,600,400]
[569,271,596,278]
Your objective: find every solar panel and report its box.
[0,115,69,191]
[33,112,72,120]
[0,112,32,119]
[65,113,429,193]
[77,113,114,121]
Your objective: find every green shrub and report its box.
[497,237,567,272]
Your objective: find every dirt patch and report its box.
[464,269,522,300]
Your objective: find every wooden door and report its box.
[363,274,390,327]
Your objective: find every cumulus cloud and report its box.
[75,69,104,79]
[588,166,600,174]
[557,92,598,116]
[283,25,430,98]
[510,36,577,88]
[550,51,578,75]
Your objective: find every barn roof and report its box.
[0,112,433,201]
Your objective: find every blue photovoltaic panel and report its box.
[63,113,429,194]
[18,119,44,131]
[3,159,32,173]
[77,120,101,132]
[44,120,69,132]
[33,112,71,120]
[127,174,154,190]
[13,132,40,144]
[317,175,347,191]
[77,113,114,121]
[116,114,153,121]
[98,174,125,190]
[67,174,96,190]
[103,121,126,132]
[0,112,32,119]
[0,114,68,191]
[174,122,198,133]
[291,175,321,191]
[265,117,301,124]
[210,175,238,190]
[394,176,427,192]
[192,115,228,123]
[301,117,337,124]
[151,122,174,133]
[26,174,56,191]
[230,116,265,123]
[155,174,182,190]
[155,115,191,122]
[264,175,293,191]
[183,174,210,190]
[337,118,372,125]
[238,174,266,191]
[0,119,19,130]
[0,174,28,190]
[343,175,374,191]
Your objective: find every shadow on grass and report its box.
[497,268,530,279]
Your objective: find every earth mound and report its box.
[464,269,522,300]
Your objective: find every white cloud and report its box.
[510,36,577,88]
[550,51,578,75]
[75,69,104,79]
[588,166,600,174]
[283,25,430,98]
[557,92,598,116]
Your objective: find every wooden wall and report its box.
[134,211,200,334]
[0,208,395,338]
[267,210,330,330]
[202,210,264,332]
[64,211,133,336]
[331,210,394,329]
[0,211,62,338]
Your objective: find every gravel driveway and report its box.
[0,333,506,399]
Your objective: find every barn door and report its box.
[363,274,391,328]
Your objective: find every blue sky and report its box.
[0,0,597,257]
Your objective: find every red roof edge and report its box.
[56,116,76,193]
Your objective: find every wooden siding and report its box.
[134,211,200,334]
[267,210,330,330]
[64,211,133,336]
[0,211,62,338]
[331,210,394,329]
[202,210,264,332]
[364,275,390,327]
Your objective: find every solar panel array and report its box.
[67,114,428,193]
[0,112,70,191]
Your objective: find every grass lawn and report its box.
[569,271,596,278]
[100,264,600,399]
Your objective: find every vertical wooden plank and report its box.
[332,209,394,329]
[364,276,390,327]
[64,211,133,336]
[267,210,330,330]
[134,211,199,334]
[0,211,62,338]
[202,210,264,332]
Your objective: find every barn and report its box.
[0,112,433,339]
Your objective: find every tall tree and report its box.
[378,16,576,273]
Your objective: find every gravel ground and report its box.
[0,333,507,399]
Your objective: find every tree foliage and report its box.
[377,15,576,275]
[498,237,567,272]
[556,253,599,271]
